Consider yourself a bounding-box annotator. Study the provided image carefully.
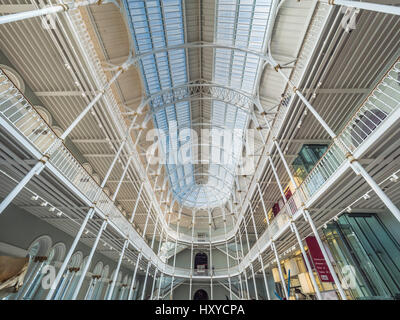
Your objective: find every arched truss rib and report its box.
[125,80,261,115]
[169,169,235,197]
[174,183,231,208]
[164,165,236,208]
[157,130,244,167]
[128,41,271,67]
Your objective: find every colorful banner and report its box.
[305,236,334,283]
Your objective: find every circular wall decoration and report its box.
[51,126,63,138]
[103,187,110,197]
[92,173,100,185]
[82,162,93,175]
[0,64,25,93]
[34,105,53,127]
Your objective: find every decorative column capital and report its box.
[34,256,48,263]
[39,153,51,164]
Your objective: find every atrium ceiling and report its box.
[92,0,317,232]
[1,0,398,245]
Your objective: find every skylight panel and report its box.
[225,105,237,129]
[126,0,199,206]
[204,0,271,207]
[125,0,272,208]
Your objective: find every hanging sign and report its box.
[305,236,334,283]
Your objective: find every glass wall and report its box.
[292,144,328,183]
[324,213,400,299]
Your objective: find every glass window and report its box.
[324,213,400,299]
[292,144,328,183]
[22,248,55,300]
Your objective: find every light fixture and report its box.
[49,207,55,212]
[31,195,39,201]
[40,201,48,207]
[297,121,302,129]
[85,229,89,235]
[346,206,352,213]
[363,193,370,200]
[56,211,62,217]
[323,224,327,229]
[390,173,398,183]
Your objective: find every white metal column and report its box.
[189,212,195,300]
[271,241,288,300]
[0,67,127,215]
[169,208,182,299]
[45,207,95,299]
[318,0,400,16]
[248,202,271,300]
[238,230,250,299]
[208,208,213,300]
[290,222,322,300]
[222,208,233,300]
[141,262,151,300]
[71,219,108,300]
[243,221,259,300]
[271,139,323,300]
[127,251,142,300]
[129,182,144,223]
[303,209,348,300]
[234,234,244,299]
[272,65,400,222]
[0,0,117,25]
[106,239,129,300]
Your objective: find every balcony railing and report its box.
[0,67,164,270]
[0,74,58,154]
[1,53,399,280]
[237,59,400,273]
[339,64,400,152]
[299,61,400,200]
[299,142,346,199]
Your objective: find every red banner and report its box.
[305,236,334,283]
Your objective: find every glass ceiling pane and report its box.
[126,0,196,206]
[207,0,271,208]
[124,0,271,208]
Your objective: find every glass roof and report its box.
[124,0,271,209]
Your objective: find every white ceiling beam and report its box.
[280,138,332,144]
[303,88,371,94]
[34,91,97,97]
[0,4,35,13]
[72,139,117,143]
[82,154,115,158]
[310,207,387,214]
[101,55,129,65]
